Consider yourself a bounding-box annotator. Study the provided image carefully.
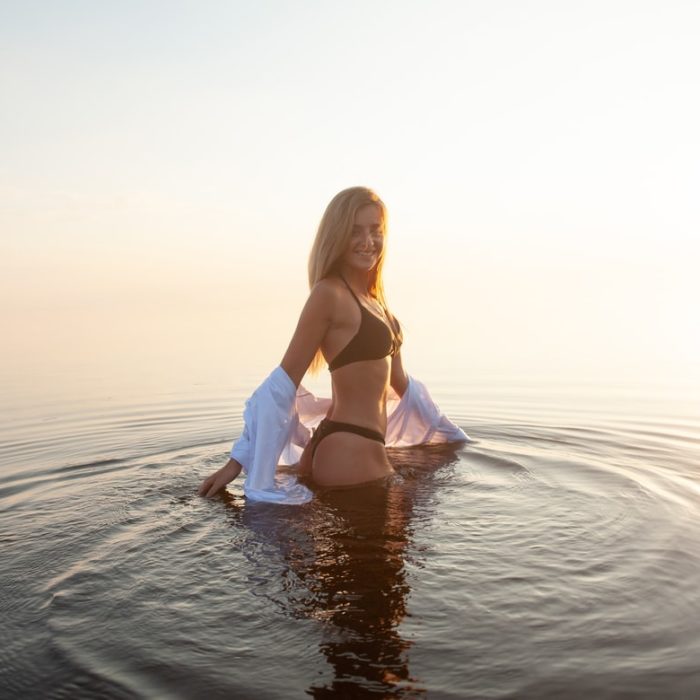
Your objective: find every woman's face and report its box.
[342,204,384,273]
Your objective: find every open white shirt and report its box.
[230,366,470,505]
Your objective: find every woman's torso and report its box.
[303,277,400,487]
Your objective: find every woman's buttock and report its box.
[312,431,394,488]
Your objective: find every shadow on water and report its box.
[229,443,463,698]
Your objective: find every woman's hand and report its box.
[198,458,243,498]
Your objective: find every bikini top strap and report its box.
[339,276,363,310]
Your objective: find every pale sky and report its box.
[2,1,699,388]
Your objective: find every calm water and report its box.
[2,362,700,699]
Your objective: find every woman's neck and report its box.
[339,266,372,296]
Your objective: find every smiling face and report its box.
[340,203,385,274]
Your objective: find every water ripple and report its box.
[2,385,700,697]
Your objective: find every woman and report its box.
[199,187,466,501]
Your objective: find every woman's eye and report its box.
[351,228,383,238]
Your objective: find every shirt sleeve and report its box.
[386,375,470,447]
[230,366,313,505]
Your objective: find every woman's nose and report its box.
[357,231,372,246]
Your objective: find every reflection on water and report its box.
[2,372,700,698]
[300,485,416,697]
[233,445,462,698]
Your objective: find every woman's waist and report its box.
[330,361,391,392]
[326,403,387,434]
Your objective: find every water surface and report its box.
[2,364,699,698]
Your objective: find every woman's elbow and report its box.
[280,359,305,388]
[391,371,409,398]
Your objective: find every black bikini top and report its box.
[328,277,402,373]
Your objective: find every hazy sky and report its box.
[2,1,699,386]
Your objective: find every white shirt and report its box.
[231,366,470,504]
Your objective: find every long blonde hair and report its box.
[307,186,392,374]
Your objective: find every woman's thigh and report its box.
[312,431,393,487]
[297,440,313,477]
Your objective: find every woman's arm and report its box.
[280,279,336,387]
[199,282,335,497]
[390,349,409,398]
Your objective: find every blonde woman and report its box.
[199,187,467,502]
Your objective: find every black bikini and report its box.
[328,277,401,372]
[307,418,385,463]
[309,277,401,462]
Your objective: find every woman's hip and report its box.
[309,421,393,487]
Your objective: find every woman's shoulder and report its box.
[310,276,345,300]
[304,277,345,318]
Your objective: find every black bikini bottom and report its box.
[308,418,385,462]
